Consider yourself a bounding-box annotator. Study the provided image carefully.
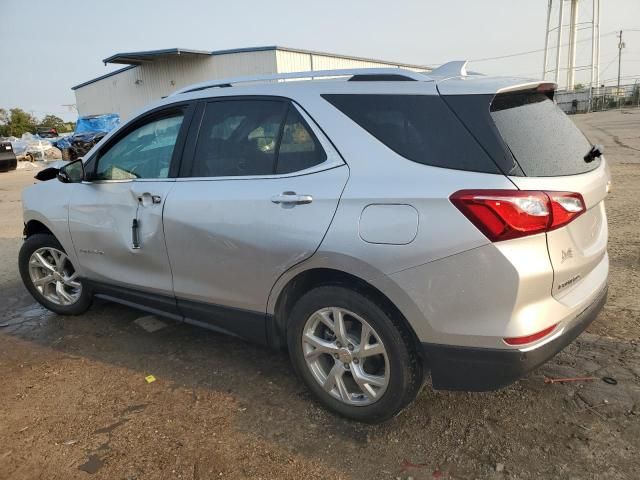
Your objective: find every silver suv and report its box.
[19,64,609,422]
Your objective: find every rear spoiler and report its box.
[436,76,558,97]
[497,82,557,100]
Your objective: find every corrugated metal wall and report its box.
[274,50,422,73]
[75,51,278,120]
[74,49,427,120]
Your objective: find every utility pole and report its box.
[555,0,565,85]
[542,0,552,79]
[589,0,600,111]
[590,0,599,88]
[567,0,579,90]
[595,0,601,87]
[617,30,625,92]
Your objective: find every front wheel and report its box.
[287,286,423,423]
[18,233,92,315]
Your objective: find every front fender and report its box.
[22,181,82,273]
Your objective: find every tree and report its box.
[0,108,38,137]
[574,83,586,91]
[0,108,8,136]
[39,114,69,133]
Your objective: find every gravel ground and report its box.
[0,110,639,479]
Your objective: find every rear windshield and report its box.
[490,92,598,176]
[322,94,501,174]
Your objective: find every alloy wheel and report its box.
[28,247,82,306]
[302,307,389,406]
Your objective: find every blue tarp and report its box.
[53,113,120,150]
[54,136,72,150]
[74,113,120,134]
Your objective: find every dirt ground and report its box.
[0,110,639,480]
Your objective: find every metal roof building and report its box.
[72,46,429,120]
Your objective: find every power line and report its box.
[469,47,550,63]
[600,56,620,76]
[600,74,640,83]
[535,56,638,86]
[468,30,620,63]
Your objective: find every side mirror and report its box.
[57,159,85,183]
[34,167,59,182]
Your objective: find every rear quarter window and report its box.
[322,94,501,174]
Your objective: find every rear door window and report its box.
[191,99,286,177]
[189,99,327,177]
[322,94,501,174]
[490,92,597,176]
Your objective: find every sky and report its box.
[1,0,639,122]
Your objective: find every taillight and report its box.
[547,192,584,230]
[450,190,585,242]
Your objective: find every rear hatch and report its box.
[439,80,609,301]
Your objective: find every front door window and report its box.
[94,114,184,180]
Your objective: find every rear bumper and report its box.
[422,285,608,391]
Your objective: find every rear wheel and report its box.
[19,234,92,315]
[287,286,422,423]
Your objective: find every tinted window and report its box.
[322,94,500,174]
[95,114,183,180]
[275,107,326,174]
[191,100,287,177]
[490,92,597,176]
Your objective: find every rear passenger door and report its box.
[163,97,348,341]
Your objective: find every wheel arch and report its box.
[22,211,81,272]
[24,219,55,238]
[270,266,423,358]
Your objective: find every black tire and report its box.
[18,233,92,315]
[287,286,423,423]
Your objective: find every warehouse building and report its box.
[72,46,429,120]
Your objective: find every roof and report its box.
[209,45,428,70]
[71,65,136,90]
[73,45,429,91]
[102,48,212,65]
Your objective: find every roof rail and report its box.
[428,60,468,78]
[170,67,430,96]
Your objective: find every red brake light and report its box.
[504,323,559,346]
[450,190,585,242]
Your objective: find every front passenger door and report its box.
[68,106,192,311]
